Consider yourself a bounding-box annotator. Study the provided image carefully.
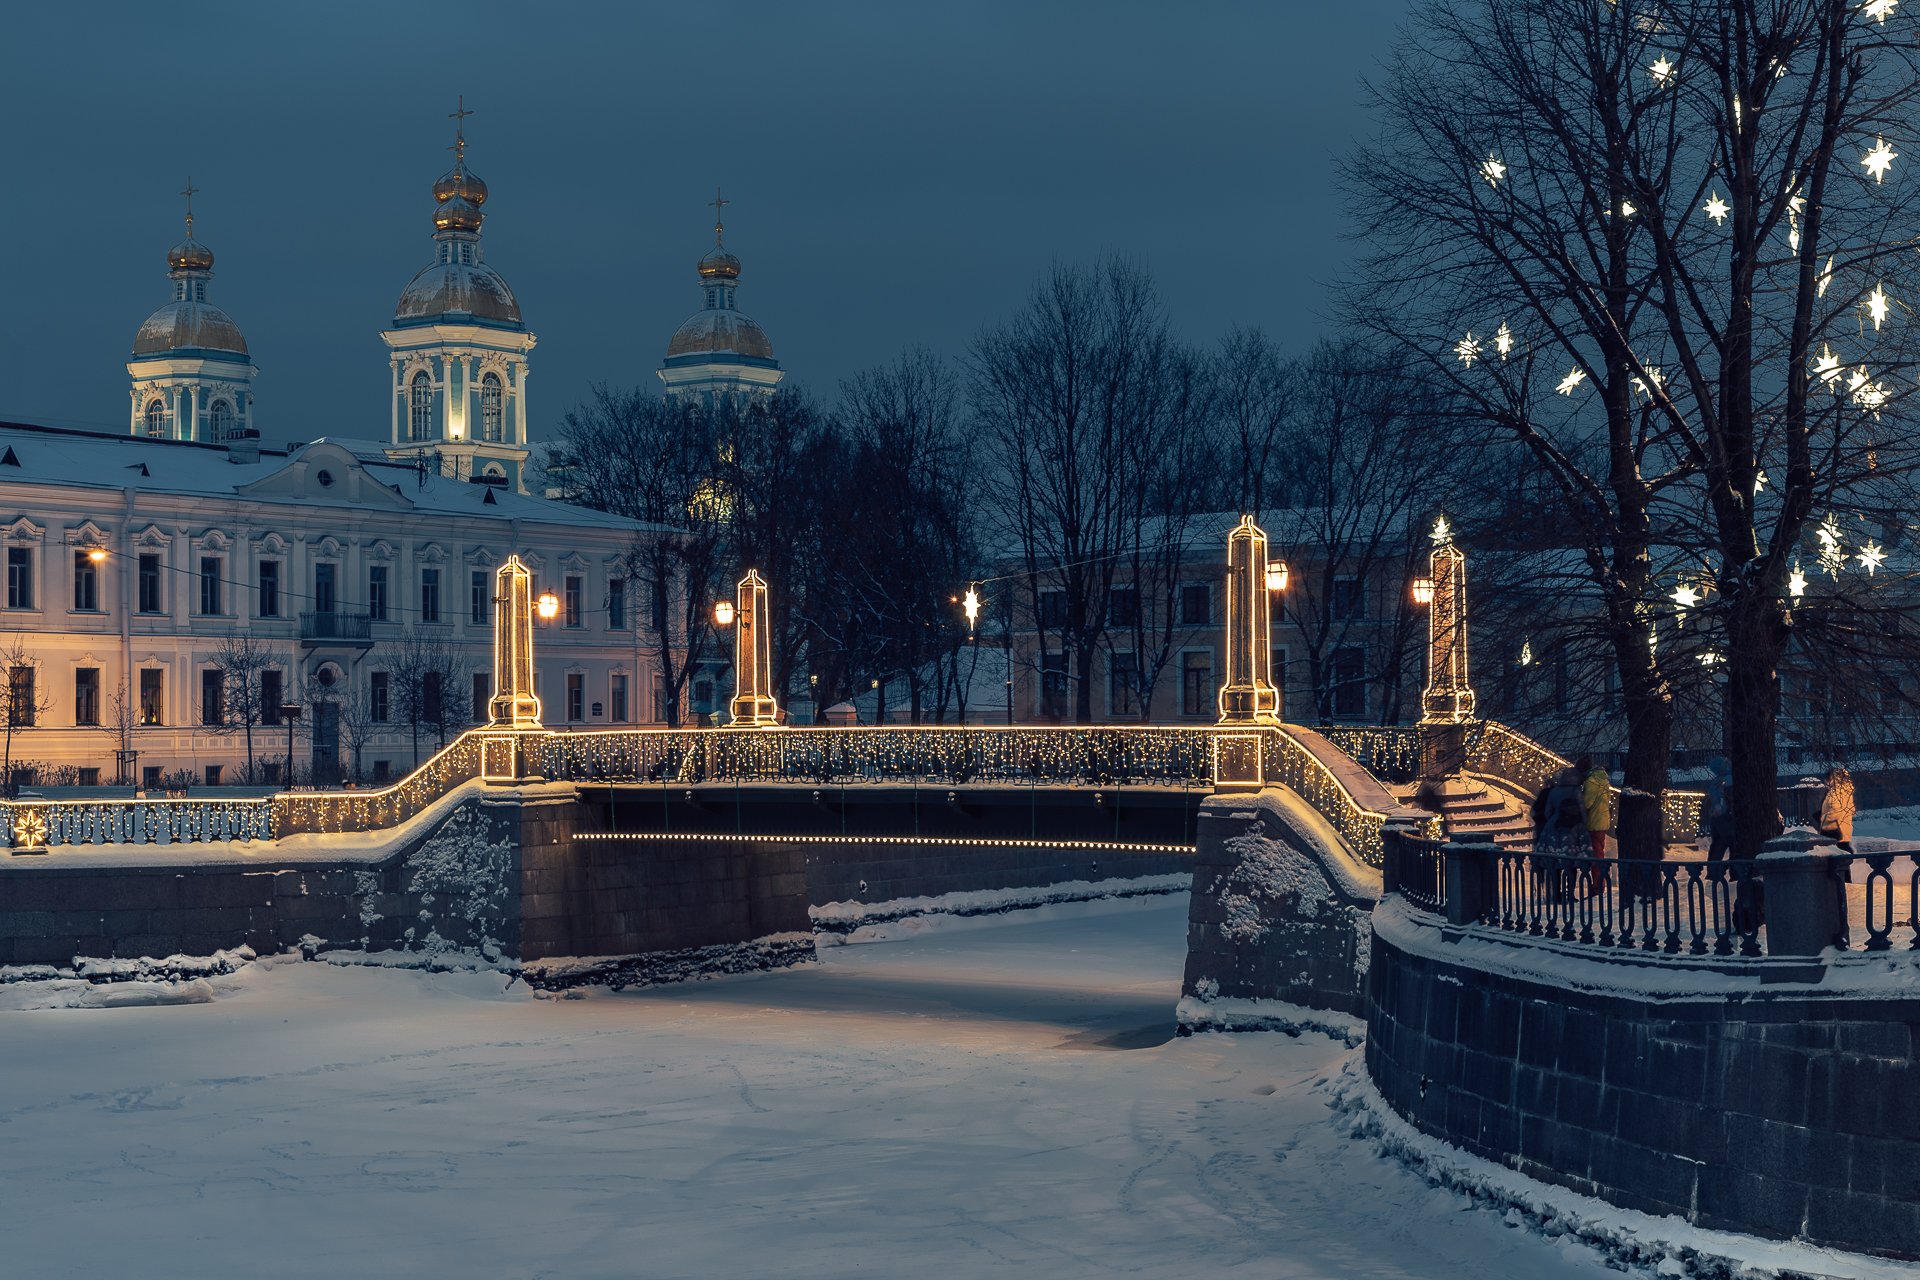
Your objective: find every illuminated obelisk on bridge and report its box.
[1217,515,1282,725]
[489,555,542,728]
[1418,517,1474,779]
[728,569,781,728]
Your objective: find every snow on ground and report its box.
[0,898,1767,1278]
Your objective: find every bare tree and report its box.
[204,632,282,780]
[390,627,464,766]
[0,635,53,795]
[1215,326,1298,515]
[97,675,139,786]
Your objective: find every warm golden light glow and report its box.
[86,548,107,563]
[727,569,781,728]
[714,599,736,627]
[1412,577,1435,606]
[1556,367,1587,395]
[1265,560,1288,592]
[1813,343,1843,387]
[1419,525,1474,725]
[1704,192,1729,225]
[1648,56,1675,86]
[1455,332,1482,368]
[1480,154,1506,187]
[488,556,542,729]
[1866,282,1891,330]
[535,591,560,621]
[962,586,981,632]
[1494,322,1514,358]
[1788,563,1808,599]
[1858,542,1887,574]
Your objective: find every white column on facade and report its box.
[390,358,402,443]
[188,385,202,444]
[514,361,529,444]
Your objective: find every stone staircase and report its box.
[1415,774,1534,851]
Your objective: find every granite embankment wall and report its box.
[1179,790,1382,1024]
[1366,897,1920,1260]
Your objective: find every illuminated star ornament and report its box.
[1494,322,1514,358]
[1672,583,1701,611]
[1619,200,1638,219]
[1455,332,1482,368]
[962,585,981,633]
[1430,515,1453,545]
[1557,367,1587,395]
[1788,563,1808,599]
[1480,154,1506,187]
[1703,192,1729,225]
[1817,516,1847,574]
[1754,469,1769,494]
[1863,136,1898,184]
[1632,365,1665,400]
[1854,374,1889,416]
[1866,282,1891,330]
[1649,56,1676,87]
[1813,343,1843,387]
[1858,542,1888,574]
[1818,255,1835,298]
[1863,0,1898,24]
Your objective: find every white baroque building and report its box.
[126,194,257,444]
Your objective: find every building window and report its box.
[608,578,626,631]
[1109,652,1138,716]
[77,767,99,786]
[1181,651,1212,717]
[1040,652,1068,719]
[409,372,433,441]
[422,671,442,724]
[1108,588,1140,628]
[1179,585,1210,627]
[144,399,168,438]
[1331,576,1365,621]
[139,668,164,726]
[72,551,98,612]
[566,673,584,722]
[480,373,504,442]
[470,570,490,625]
[368,565,389,622]
[205,764,223,787]
[6,547,33,610]
[143,765,163,790]
[138,553,162,613]
[74,667,99,726]
[611,672,628,723]
[1038,591,1069,630]
[209,400,235,442]
[370,671,390,722]
[420,568,441,623]
[1332,646,1367,719]
[472,672,490,723]
[564,575,583,628]
[201,668,225,726]
[259,559,280,617]
[261,669,282,725]
[7,666,34,727]
[314,562,336,615]
[199,556,223,615]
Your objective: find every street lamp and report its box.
[535,591,561,622]
[714,598,735,627]
[1412,577,1435,606]
[279,702,302,787]
[86,547,107,564]
[1265,560,1289,593]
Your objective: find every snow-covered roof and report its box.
[0,421,655,534]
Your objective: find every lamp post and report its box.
[279,702,302,788]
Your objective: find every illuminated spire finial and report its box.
[180,175,198,240]
[709,186,730,248]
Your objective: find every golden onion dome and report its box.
[666,309,774,361]
[698,247,742,280]
[434,193,485,234]
[432,160,489,208]
[167,237,214,272]
[133,299,248,357]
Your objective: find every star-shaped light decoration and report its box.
[1672,583,1701,611]
[1863,136,1898,184]
[1430,515,1453,545]
[1817,515,1847,574]
[1788,563,1808,599]
[1818,255,1835,298]
[1557,367,1587,395]
[1847,365,1870,395]
[1858,542,1888,574]
[1455,332,1482,368]
[1632,365,1665,400]
[1518,638,1533,668]
[1854,374,1889,415]
[1619,200,1638,218]
[1703,191,1730,225]
[1754,469,1769,494]
[1649,56,1676,87]
[10,809,46,850]
[1494,322,1514,358]
[1863,0,1898,25]
[1480,154,1506,187]
[962,586,981,633]
[1700,650,1722,667]
[1866,282,1891,330]
[1813,342,1843,387]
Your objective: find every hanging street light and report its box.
[1412,577,1435,606]
[1265,560,1289,593]
[714,598,735,627]
[535,591,561,622]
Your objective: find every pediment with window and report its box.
[236,442,412,509]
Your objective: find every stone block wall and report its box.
[1181,790,1381,1017]
[1366,900,1920,1260]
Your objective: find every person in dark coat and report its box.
[1703,756,1733,861]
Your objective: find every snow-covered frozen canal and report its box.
[4,897,1623,1279]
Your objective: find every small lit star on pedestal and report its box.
[1703,191,1729,225]
[1863,136,1898,183]
[1556,367,1587,395]
[1858,542,1888,574]
[1455,332,1482,368]
[1481,155,1507,187]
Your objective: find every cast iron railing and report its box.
[1830,850,1920,952]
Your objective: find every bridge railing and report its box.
[1467,721,1704,843]
[1317,725,1423,784]
[272,733,486,839]
[1262,726,1440,867]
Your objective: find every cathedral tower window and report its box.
[209,400,234,441]
[409,372,434,441]
[480,373,504,442]
[144,399,168,439]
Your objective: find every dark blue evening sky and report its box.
[2,1,1411,443]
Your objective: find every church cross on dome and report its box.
[180,176,198,239]
[448,95,474,163]
[709,187,730,246]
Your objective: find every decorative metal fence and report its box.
[1262,727,1440,866]
[272,734,485,839]
[1831,851,1920,952]
[1465,721,1705,842]
[4,797,274,848]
